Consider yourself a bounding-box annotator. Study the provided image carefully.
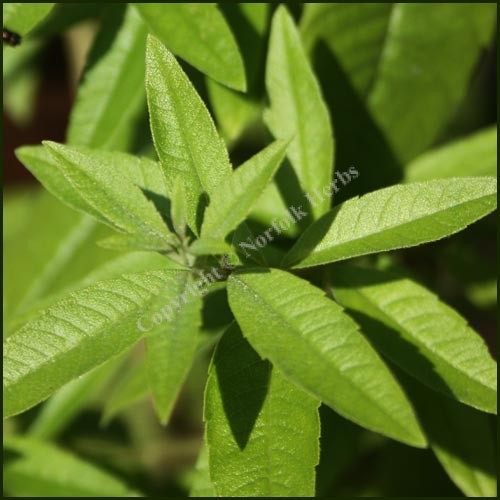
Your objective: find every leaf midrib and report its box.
[293,191,496,266]
[231,274,417,441]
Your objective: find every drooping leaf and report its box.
[3,436,138,497]
[3,3,55,37]
[21,142,174,249]
[227,268,426,447]
[330,265,497,414]
[201,139,289,240]
[205,323,320,496]
[406,127,497,181]
[396,371,497,497]
[146,36,231,234]
[67,5,147,150]
[3,269,190,418]
[265,6,334,219]
[283,177,497,269]
[145,272,202,423]
[136,3,246,91]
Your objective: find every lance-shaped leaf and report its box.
[406,127,498,182]
[67,6,147,150]
[28,142,173,249]
[146,36,231,234]
[330,265,497,414]
[300,3,496,163]
[265,6,334,219]
[136,3,246,91]
[201,139,289,240]
[283,177,497,269]
[3,436,138,497]
[3,269,190,418]
[145,272,202,424]
[396,372,497,498]
[3,3,54,37]
[227,268,426,447]
[205,323,320,496]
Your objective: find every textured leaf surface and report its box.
[227,268,426,447]
[146,36,231,234]
[265,6,333,219]
[406,127,497,181]
[331,265,497,414]
[397,372,497,497]
[145,272,202,423]
[205,323,320,496]
[67,6,147,150]
[3,269,189,417]
[201,140,289,240]
[3,3,54,36]
[284,178,497,268]
[30,142,173,248]
[3,436,137,497]
[136,3,246,90]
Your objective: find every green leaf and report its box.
[136,3,246,91]
[67,6,147,150]
[3,38,42,125]
[102,359,149,424]
[29,142,173,248]
[3,436,138,497]
[301,3,497,163]
[330,265,497,414]
[189,238,234,257]
[28,360,119,440]
[3,269,190,418]
[406,127,498,182]
[189,442,216,497]
[170,176,188,237]
[300,3,392,95]
[206,3,269,144]
[201,139,289,240]
[227,268,426,447]
[3,190,116,327]
[3,3,54,37]
[367,3,496,163]
[146,36,231,234]
[205,323,320,496]
[397,372,497,497]
[283,177,497,269]
[145,272,202,423]
[265,6,334,219]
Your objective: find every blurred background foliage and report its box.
[3,3,497,497]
